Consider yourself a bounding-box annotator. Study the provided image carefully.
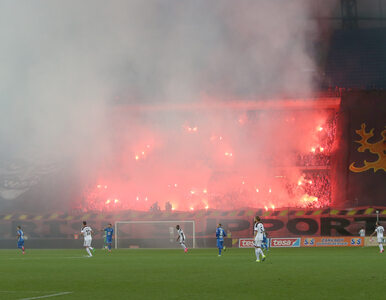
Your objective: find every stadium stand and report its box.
[325,28,386,89]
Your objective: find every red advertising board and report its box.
[239,238,255,248]
[270,238,300,248]
[239,237,302,248]
[302,237,364,247]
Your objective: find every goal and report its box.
[114,220,196,249]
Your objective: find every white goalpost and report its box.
[114,220,196,249]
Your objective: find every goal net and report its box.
[115,220,196,249]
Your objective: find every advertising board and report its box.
[238,238,255,248]
[302,237,363,247]
[270,238,300,248]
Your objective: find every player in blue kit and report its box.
[262,232,269,252]
[103,223,114,252]
[16,226,25,254]
[216,224,227,256]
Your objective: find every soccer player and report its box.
[81,221,94,257]
[359,227,365,237]
[176,225,188,253]
[101,231,107,250]
[216,224,227,256]
[369,222,384,253]
[254,216,266,262]
[103,223,114,252]
[16,226,25,254]
[262,232,269,252]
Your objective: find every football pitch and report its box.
[0,247,384,300]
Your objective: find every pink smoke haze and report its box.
[76,102,336,212]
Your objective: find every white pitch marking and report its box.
[20,291,73,300]
[7,256,88,260]
[0,291,58,293]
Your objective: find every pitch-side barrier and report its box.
[238,237,364,248]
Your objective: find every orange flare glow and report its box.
[301,194,318,204]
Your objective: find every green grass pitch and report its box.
[0,247,385,299]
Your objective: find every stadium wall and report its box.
[333,91,386,207]
[0,207,384,249]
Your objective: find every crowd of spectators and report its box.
[293,114,335,207]
[296,114,337,167]
[296,153,330,167]
[286,172,331,208]
[75,111,337,212]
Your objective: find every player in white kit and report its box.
[81,221,95,257]
[369,222,384,253]
[358,228,365,237]
[254,216,266,262]
[176,225,188,253]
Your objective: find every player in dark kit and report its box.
[16,226,25,254]
[103,223,114,252]
[216,224,227,256]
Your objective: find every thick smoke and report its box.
[0,0,321,211]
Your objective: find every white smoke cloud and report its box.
[0,0,320,207]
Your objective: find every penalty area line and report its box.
[0,291,59,293]
[19,291,73,300]
[7,256,90,260]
